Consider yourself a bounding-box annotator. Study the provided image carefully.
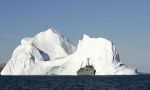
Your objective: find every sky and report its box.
[0,0,150,73]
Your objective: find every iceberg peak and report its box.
[21,38,33,45]
[45,28,61,36]
[83,34,91,40]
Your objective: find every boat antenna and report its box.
[87,58,90,65]
[80,62,83,68]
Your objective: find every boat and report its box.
[77,58,96,75]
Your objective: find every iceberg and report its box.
[1,28,137,75]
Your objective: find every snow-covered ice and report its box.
[1,28,137,75]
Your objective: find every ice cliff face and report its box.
[1,28,137,75]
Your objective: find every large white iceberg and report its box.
[1,28,137,75]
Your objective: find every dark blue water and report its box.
[0,75,150,90]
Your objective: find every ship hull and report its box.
[77,70,96,75]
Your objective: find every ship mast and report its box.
[80,62,83,68]
[87,58,90,66]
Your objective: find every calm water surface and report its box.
[0,75,150,90]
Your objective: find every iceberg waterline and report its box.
[1,28,137,75]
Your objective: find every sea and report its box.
[0,75,150,90]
